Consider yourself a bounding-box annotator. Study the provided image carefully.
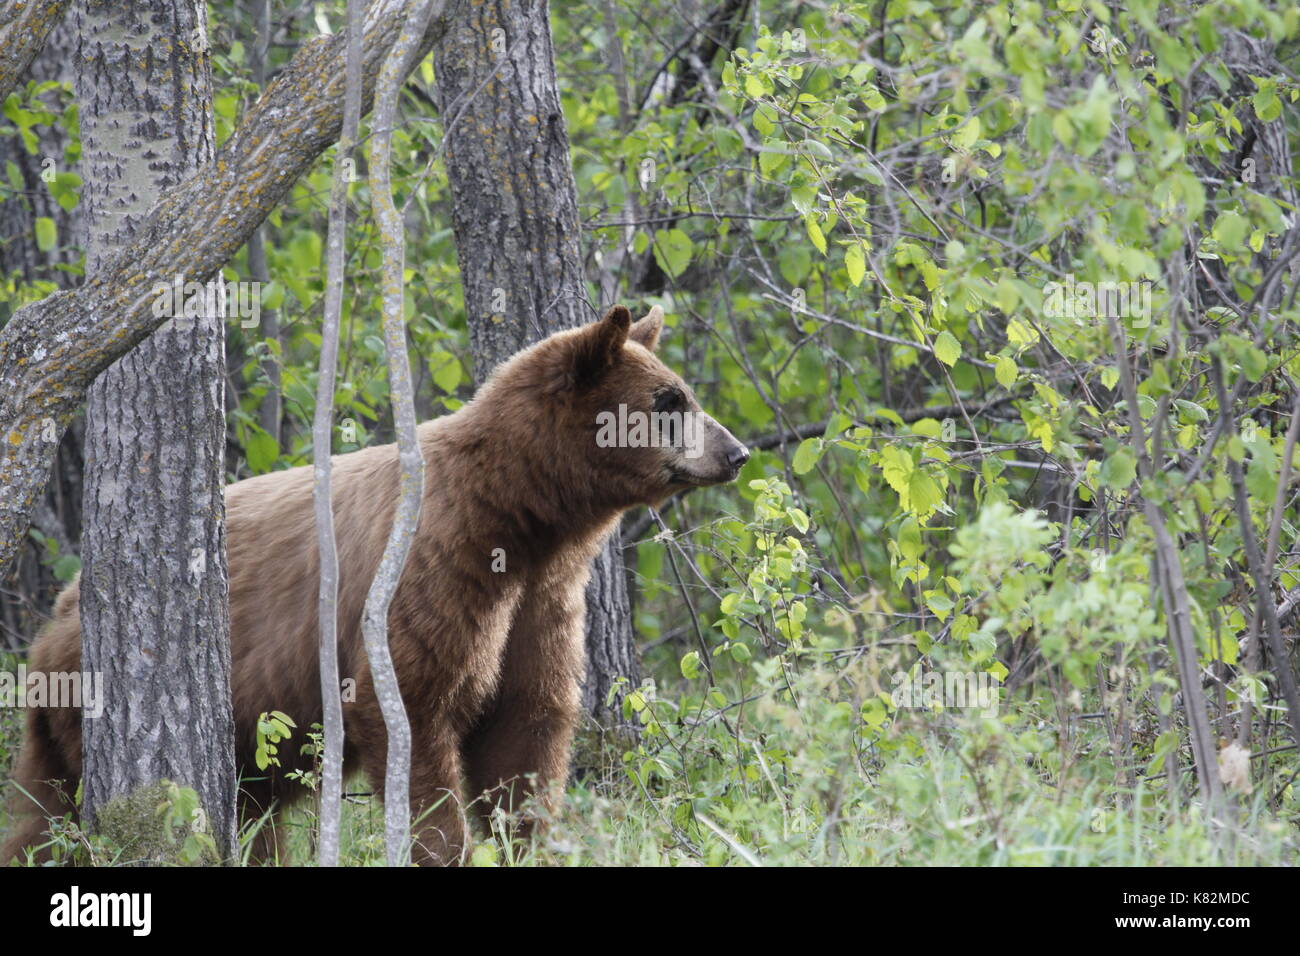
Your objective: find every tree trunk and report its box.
[74,0,236,859]
[434,0,641,730]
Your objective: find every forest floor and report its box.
[2,685,1296,866]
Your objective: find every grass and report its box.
[4,651,1295,866]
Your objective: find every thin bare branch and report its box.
[360,0,444,868]
[1109,315,1221,803]
[314,0,369,869]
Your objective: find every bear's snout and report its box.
[688,414,749,484]
[724,442,751,476]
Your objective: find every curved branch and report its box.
[0,0,70,101]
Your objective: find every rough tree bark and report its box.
[73,0,236,858]
[434,0,641,730]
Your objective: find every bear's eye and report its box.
[652,387,684,414]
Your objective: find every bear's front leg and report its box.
[408,735,472,867]
[360,715,470,866]
[463,577,586,845]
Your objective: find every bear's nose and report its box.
[727,444,751,470]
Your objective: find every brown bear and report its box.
[2,304,748,866]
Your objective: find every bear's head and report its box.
[489,305,749,511]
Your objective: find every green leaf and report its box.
[260,281,285,312]
[994,354,1017,388]
[245,426,280,475]
[823,412,852,439]
[805,215,827,255]
[1212,212,1249,252]
[800,139,833,161]
[1098,447,1137,490]
[907,469,943,517]
[910,418,942,439]
[995,278,1020,313]
[470,844,499,867]
[1006,318,1039,349]
[653,228,693,278]
[778,243,810,285]
[1247,443,1277,503]
[1173,399,1208,423]
[1146,731,1180,775]
[1238,345,1268,382]
[845,243,866,286]
[952,116,981,149]
[34,217,56,251]
[1253,84,1282,122]
[51,554,81,582]
[680,651,702,680]
[879,445,913,496]
[924,590,954,621]
[759,146,787,177]
[897,516,922,561]
[933,331,961,367]
[792,437,822,474]
[430,351,462,393]
[788,507,810,533]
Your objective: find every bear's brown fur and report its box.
[2,305,748,865]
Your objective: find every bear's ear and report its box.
[569,305,631,388]
[629,305,664,352]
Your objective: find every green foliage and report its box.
[559,0,1300,863]
[26,528,81,582]
[254,711,296,772]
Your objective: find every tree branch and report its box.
[314,0,368,871]
[0,0,70,101]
